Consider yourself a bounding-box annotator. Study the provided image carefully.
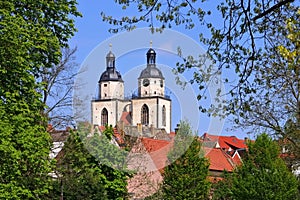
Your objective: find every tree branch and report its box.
[252,0,294,21]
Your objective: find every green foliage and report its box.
[213,133,299,200]
[160,121,211,199]
[0,1,80,198]
[51,124,130,200]
[101,0,299,124]
[103,124,114,140]
[103,1,300,174]
[0,106,53,199]
[51,129,107,199]
[167,120,194,163]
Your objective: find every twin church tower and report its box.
[91,44,172,133]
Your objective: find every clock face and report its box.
[143,79,150,87]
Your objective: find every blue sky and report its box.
[70,0,248,138]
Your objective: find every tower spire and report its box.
[146,42,156,65]
[106,44,115,69]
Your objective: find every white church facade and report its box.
[91,46,172,133]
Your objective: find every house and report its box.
[126,132,248,198]
[201,133,248,181]
[127,136,174,199]
[49,125,71,160]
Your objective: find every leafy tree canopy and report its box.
[51,123,130,200]
[160,121,211,199]
[213,133,299,200]
[101,0,298,122]
[0,1,80,198]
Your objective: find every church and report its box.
[91,45,172,134]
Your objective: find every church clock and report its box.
[143,79,150,87]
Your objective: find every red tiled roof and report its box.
[141,137,173,170]
[113,127,125,145]
[203,133,247,150]
[232,151,242,165]
[141,138,170,152]
[169,131,176,137]
[98,126,106,132]
[138,135,243,172]
[120,112,131,125]
[204,147,236,172]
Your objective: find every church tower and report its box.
[92,45,130,127]
[138,47,165,97]
[98,45,124,99]
[131,44,171,133]
[92,43,171,133]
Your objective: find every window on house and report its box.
[101,108,108,126]
[104,84,107,87]
[162,105,166,126]
[141,104,149,125]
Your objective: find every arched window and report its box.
[141,104,149,125]
[101,108,108,126]
[162,105,166,126]
[149,55,155,64]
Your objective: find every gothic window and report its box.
[101,108,108,126]
[141,104,149,125]
[162,105,166,126]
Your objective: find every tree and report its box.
[160,121,211,199]
[0,1,80,198]
[100,1,299,123]
[50,123,129,200]
[50,129,107,200]
[101,0,298,115]
[213,133,299,200]
[102,0,300,169]
[230,10,300,169]
[41,47,79,129]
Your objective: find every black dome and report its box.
[147,48,156,55]
[106,51,115,58]
[139,48,164,79]
[139,66,164,79]
[99,68,123,82]
[99,49,123,82]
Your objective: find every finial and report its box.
[109,43,112,51]
[150,40,153,48]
